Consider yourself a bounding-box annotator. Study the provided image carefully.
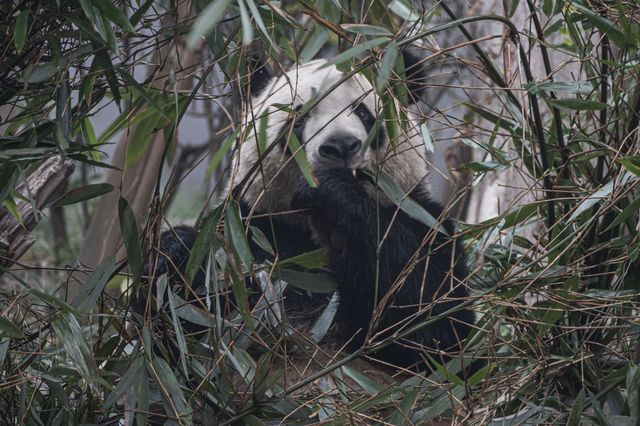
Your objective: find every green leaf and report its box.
[0,316,24,339]
[376,41,398,92]
[391,387,419,426]
[187,0,234,50]
[421,123,435,153]
[300,27,330,63]
[627,364,640,425]
[274,268,336,293]
[103,357,144,410]
[287,132,318,188]
[93,0,135,33]
[573,2,629,48]
[2,197,23,226]
[237,0,253,45]
[309,293,339,342]
[124,108,163,169]
[117,69,168,119]
[23,62,58,84]
[97,98,151,145]
[619,157,640,176]
[185,206,223,284]
[165,277,189,377]
[73,256,117,313]
[604,196,640,232]
[13,10,28,51]
[458,161,508,172]
[249,225,274,257]
[467,362,492,386]
[538,80,593,94]
[567,388,586,426]
[29,289,79,314]
[502,203,539,229]
[150,357,191,420]
[52,183,114,207]
[52,312,99,392]
[118,197,142,285]
[327,37,389,66]
[226,200,253,270]
[376,169,449,235]
[81,118,99,161]
[341,365,383,395]
[205,126,240,177]
[244,0,275,46]
[93,51,121,103]
[277,248,327,270]
[342,24,393,36]
[130,0,154,26]
[547,98,608,111]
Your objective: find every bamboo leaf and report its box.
[13,11,28,51]
[237,0,253,45]
[573,2,629,48]
[52,183,114,207]
[287,132,318,188]
[341,365,383,395]
[273,268,336,293]
[104,357,144,410]
[185,206,223,284]
[547,98,608,111]
[226,200,253,270]
[376,169,449,235]
[342,24,393,36]
[376,41,398,92]
[73,256,117,313]
[309,292,339,342]
[627,364,640,425]
[165,277,189,377]
[52,312,99,392]
[327,37,389,66]
[0,316,24,339]
[150,357,191,420]
[619,157,640,177]
[93,0,135,32]
[118,197,142,285]
[187,0,234,50]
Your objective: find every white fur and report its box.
[226,60,430,220]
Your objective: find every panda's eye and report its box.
[355,104,372,121]
[293,105,306,128]
[294,117,305,128]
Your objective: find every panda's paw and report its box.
[291,168,371,223]
[291,183,322,213]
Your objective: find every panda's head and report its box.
[228,54,430,221]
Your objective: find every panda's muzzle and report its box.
[318,136,362,165]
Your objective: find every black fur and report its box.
[402,50,428,104]
[290,169,473,368]
[247,59,272,98]
[143,226,200,287]
[143,52,475,372]
[240,201,317,263]
[353,103,385,148]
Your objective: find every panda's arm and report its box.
[291,169,471,356]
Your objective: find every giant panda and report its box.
[147,52,475,371]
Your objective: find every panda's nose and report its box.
[318,136,362,161]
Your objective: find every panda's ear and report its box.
[247,58,273,98]
[401,50,427,105]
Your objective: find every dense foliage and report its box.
[1,0,639,424]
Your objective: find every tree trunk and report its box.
[71,0,200,299]
[0,156,74,269]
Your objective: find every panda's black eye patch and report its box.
[293,105,307,128]
[353,103,385,149]
[354,104,373,122]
